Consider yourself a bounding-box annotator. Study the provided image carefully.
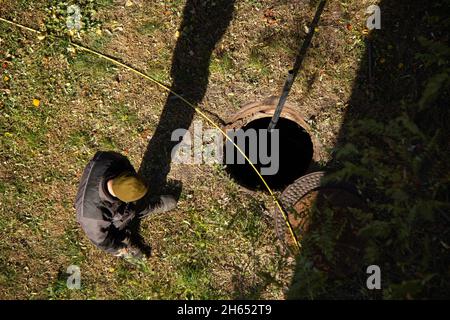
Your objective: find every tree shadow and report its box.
[138,0,236,192]
[131,0,235,257]
[286,0,449,299]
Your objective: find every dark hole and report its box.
[224,117,314,190]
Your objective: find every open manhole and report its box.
[223,97,322,190]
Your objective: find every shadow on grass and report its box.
[287,0,450,299]
[138,0,236,189]
[131,0,236,256]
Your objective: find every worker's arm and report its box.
[96,225,129,254]
[76,216,126,253]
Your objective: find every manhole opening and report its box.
[224,116,314,190]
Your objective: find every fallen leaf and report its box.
[3,75,9,82]
[33,99,40,107]
[263,7,277,25]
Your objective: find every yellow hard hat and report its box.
[111,172,148,203]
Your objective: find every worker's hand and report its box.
[114,247,130,258]
[114,245,143,259]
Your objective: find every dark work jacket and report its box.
[74,151,138,254]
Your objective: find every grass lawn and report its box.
[1,0,447,299]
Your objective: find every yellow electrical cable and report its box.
[0,17,301,251]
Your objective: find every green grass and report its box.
[139,20,164,35]
[4,0,432,300]
[66,130,92,149]
[210,52,234,75]
[99,136,117,150]
[174,263,217,299]
[71,54,117,79]
[46,273,73,300]
[88,33,112,51]
[63,227,87,265]
[247,49,270,76]
[146,65,170,84]
[0,256,17,288]
[112,103,139,125]
[2,0,291,300]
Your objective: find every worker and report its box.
[74,151,177,259]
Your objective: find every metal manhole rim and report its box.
[273,171,363,251]
[223,96,324,163]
